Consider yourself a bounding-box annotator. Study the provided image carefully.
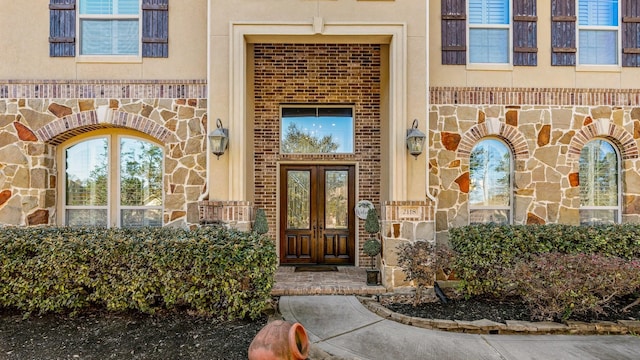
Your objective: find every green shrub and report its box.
[253,208,269,235]
[449,223,640,298]
[509,253,640,321]
[0,226,277,320]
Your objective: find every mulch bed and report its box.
[381,294,640,324]
[0,308,267,360]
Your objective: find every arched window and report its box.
[63,132,163,227]
[469,138,512,224]
[579,139,620,225]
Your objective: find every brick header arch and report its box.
[456,118,530,163]
[567,119,639,161]
[36,110,173,146]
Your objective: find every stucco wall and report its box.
[0,0,207,80]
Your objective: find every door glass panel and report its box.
[325,170,348,229]
[287,171,310,229]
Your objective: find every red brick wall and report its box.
[253,43,381,266]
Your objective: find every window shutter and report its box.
[622,0,640,67]
[513,0,537,66]
[142,0,169,58]
[442,0,466,65]
[49,0,76,57]
[551,0,576,66]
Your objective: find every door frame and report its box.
[277,162,359,266]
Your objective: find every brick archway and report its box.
[567,119,639,162]
[456,118,530,164]
[36,110,173,145]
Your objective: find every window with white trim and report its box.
[78,0,141,56]
[64,134,163,227]
[469,138,512,224]
[468,0,511,64]
[578,0,620,65]
[579,139,621,225]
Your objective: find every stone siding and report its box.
[253,43,382,266]
[430,87,640,241]
[0,80,207,228]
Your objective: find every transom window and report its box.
[469,138,512,224]
[468,0,511,64]
[281,107,354,154]
[79,0,141,56]
[64,133,163,227]
[578,0,619,65]
[579,139,620,225]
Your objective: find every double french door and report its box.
[279,165,355,265]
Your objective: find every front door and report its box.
[280,165,355,265]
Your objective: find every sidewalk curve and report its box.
[279,295,640,360]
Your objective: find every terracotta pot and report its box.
[248,320,309,360]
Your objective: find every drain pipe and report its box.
[199,0,212,204]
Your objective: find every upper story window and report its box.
[442,0,537,66]
[63,133,163,227]
[577,0,619,65]
[468,0,511,64]
[579,139,621,225]
[49,0,168,58]
[281,107,354,154]
[79,0,140,56]
[469,138,512,225]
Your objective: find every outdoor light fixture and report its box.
[406,119,426,159]
[208,118,229,159]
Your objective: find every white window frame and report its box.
[579,138,622,225]
[577,0,621,68]
[61,132,164,228]
[468,137,513,225]
[280,105,356,155]
[76,0,142,62]
[467,0,513,70]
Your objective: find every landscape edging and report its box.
[357,296,640,335]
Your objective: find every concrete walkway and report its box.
[279,295,640,360]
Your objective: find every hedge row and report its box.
[0,226,277,320]
[449,223,640,298]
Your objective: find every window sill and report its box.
[76,56,143,64]
[466,63,513,71]
[576,65,621,73]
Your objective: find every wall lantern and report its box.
[208,118,229,159]
[406,119,426,159]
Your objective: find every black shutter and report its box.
[513,0,537,66]
[551,0,576,66]
[442,0,466,65]
[622,0,640,67]
[49,0,76,57]
[142,0,169,58]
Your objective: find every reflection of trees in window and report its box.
[469,138,511,224]
[120,139,163,206]
[66,138,108,206]
[281,123,339,154]
[287,171,310,229]
[325,171,348,229]
[469,139,510,206]
[579,139,618,207]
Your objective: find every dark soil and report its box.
[0,308,267,360]
[382,295,640,324]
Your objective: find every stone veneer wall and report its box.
[430,87,640,242]
[381,201,436,290]
[0,80,208,228]
[253,43,381,266]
